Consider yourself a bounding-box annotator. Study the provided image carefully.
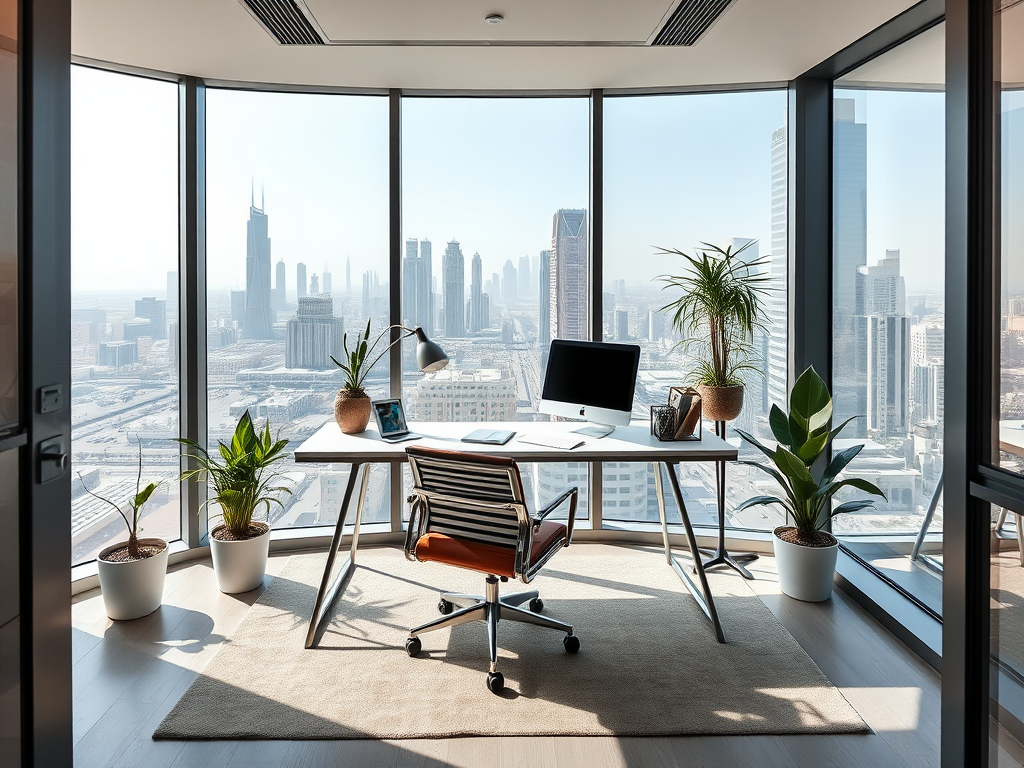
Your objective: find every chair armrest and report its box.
[404,494,423,561]
[534,486,579,547]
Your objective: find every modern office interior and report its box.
[2,0,1022,765]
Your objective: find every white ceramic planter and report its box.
[210,524,271,594]
[96,538,169,621]
[772,527,839,602]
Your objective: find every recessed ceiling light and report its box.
[485,14,504,25]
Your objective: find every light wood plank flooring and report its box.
[71,544,1020,767]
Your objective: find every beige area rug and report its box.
[154,546,868,740]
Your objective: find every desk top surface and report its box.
[294,420,738,463]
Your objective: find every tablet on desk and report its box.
[371,398,422,443]
[462,429,516,445]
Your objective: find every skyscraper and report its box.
[285,295,345,370]
[242,193,274,339]
[539,250,551,354]
[134,297,166,340]
[323,265,332,294]
[310,274,320,295]
[274,259,286,311]
[442,240,465,337]
[867,314,911,437]
[502,259,517,302]
[833,98,868,433]
[469,252,484,333]
[297,262,307,300]
[550,208,588,341]
[766,122,789,415]
[518,255,531,298]
[420,239,434,333]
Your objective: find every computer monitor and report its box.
[539,339,641,433]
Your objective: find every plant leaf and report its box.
[735,495,789,513]
[822,444,864,485]
[735,428,774,461]
[768,404,792,449]
[133,481,159,509]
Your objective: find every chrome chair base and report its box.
[407,575,578,692]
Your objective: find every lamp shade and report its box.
[413,328,449,372]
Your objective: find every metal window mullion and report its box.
[389,89,403,533]
[179,77,208,547]
[590,89,605,531]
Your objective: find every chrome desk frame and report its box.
[297,421,734,648]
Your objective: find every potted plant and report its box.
[175,410,290,594]
[78,440,168,621]
[657,240,770,422]
[331,318,375,434]
[735,366,886,602]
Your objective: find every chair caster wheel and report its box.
[486,671,504,694]
[529,597,544,613]
[563,634,580,654]
[405,637,422,657]
[438,599,454,615]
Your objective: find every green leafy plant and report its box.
[330,318,399,396]
[77,438,160,560]
[175,410,291,538]
[657,240,771,387]
[734,366,887,544]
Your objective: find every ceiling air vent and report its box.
[239,0,326,45]
[652,0,736,46]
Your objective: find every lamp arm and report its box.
[358,324,416,388]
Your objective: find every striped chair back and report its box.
[406,447,529,551]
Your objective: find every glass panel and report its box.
[70,67,181,565]
[0,0,15,432]
[831,25,945,615]
[206,89,390,530]
[400,97,591,519]
[998,1,1024,476]
[602,90,787,528]
[993,2,1024,758]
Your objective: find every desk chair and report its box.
[403,446,580,694]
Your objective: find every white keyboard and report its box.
[516,433,586,450]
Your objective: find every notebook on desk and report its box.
[516,433,586,450]
[461,429,516,445]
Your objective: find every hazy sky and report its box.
[70,65,947,299]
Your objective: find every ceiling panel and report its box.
[307,0,674,43]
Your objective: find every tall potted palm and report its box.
[176,410,290,594]
[78,441,168,620]
[735,367,886,601]
[657,240,770,422]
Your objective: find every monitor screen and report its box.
[541,340,640,418]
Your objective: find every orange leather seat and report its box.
[415,521,568,578]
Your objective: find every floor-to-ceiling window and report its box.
[205,88,391,529]
[603,89,787,530]
[992,0,1024,753]
[70,66,181,565]
[830,24,946,615]
[400,96,591,518]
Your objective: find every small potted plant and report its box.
[331,319,375,434]
[657,240,770,422]
[175,410,290,594]
[78,440,168,621]
[735,366,886,602]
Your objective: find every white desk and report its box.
[294,420,738,648]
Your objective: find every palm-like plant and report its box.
[735,366,886,545]
[175,411,291,538]
[657,240,771,386]
[77,438,159,560]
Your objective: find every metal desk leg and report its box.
[655,461,726,643]
[698,420,757,580]
[304,462,371,649]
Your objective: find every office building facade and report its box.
[550,208,588,341]
[242,195,274,339]
[442,239,465,337]
[134,296,166,340]
[285,295,345,370]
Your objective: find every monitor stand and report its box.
[571,424,616,439]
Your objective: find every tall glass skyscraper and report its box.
[832,98,868,434]
[550,208,588,341]
[469,252,483,333]
[442,239,465,337]
[242,193,274,339]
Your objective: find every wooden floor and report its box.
[72,544,1023,768]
